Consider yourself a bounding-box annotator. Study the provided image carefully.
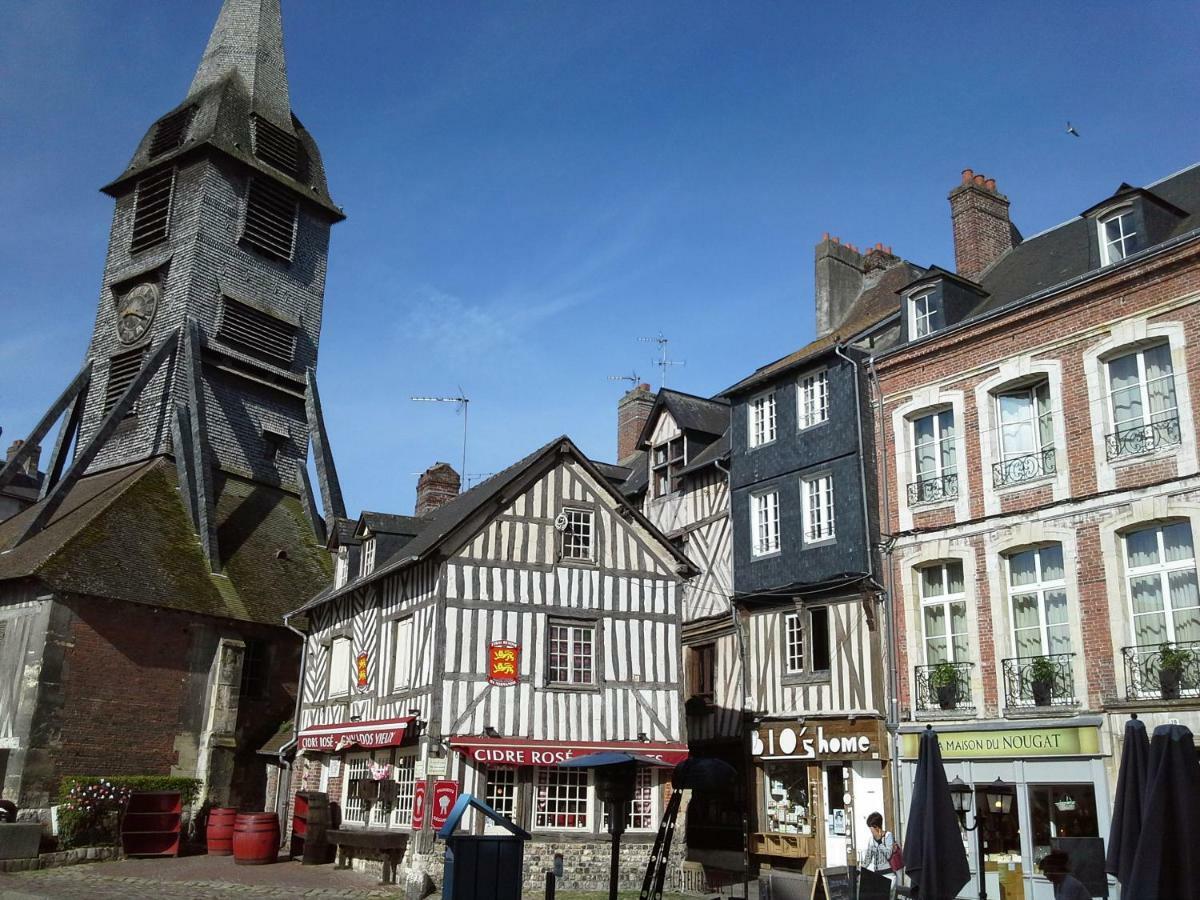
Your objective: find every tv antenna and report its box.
[410,390,469,487]
[638,332,685,387]
[607,372,641,387]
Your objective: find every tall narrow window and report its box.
[919,562,968,664]
[801,473,835,542]
[911,290,944,338]
[751,490,780,557]
[1007,545,1070,658]
[389,751,418,827]
[784,612,805,674]
[560,508,594,560]
[239,639,270,700]
[1126,522,1200,650]
[485,767,519,824]
[535,767,590,830]
[783,608,830,674]
[798,370,829,429]
[328,636,352,697]
[1106,344,1180,460]
[910,409,957,504]
[129,169,175,254]
[340,752,371,825]
[749,392,777,448]
[361,538,376,576]
[994,381,1055,486]
[547,621,595,685]
[1099,209,1137,265]
[392,617,414,692]
[334,547,349,588]
[651,438,685,496]
[689,643,715,700]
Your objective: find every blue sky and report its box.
[2,1,1198,516]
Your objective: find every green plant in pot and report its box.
[1158,643,1193,700]
[930,662,961,710]
[1028,655,1058,707]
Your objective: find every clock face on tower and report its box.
[116,282,160,344]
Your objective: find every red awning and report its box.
[449,736,689,767]
[297,716,415,752]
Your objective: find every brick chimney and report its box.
[949,169,1016,281]
[6,440,40,477]
[416,462,460,515]
[815,235,865,337]
[617,383,656,464]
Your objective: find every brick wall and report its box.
[949,170,1014,281]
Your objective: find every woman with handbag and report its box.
[860,811,901,897]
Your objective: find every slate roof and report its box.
[0,458,331,627]
[633,389,730,451]
[256,719,294,756]
[358,512,424,538]
[590,461,633,484]
[619,451,649,498]
[679,429,731,477]
[292,435,697,615]
[325,516,360,550]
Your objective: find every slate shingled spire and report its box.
[188,0,293,130]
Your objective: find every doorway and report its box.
[823,764,850,866]
[977,782,1023,900]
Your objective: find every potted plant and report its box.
[930,662,961,710]
[1028,655,1057,707]
[1158,643,1193,700]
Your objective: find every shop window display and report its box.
[1029,784,1099,867]
[763,762,814,835]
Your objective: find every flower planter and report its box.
[936,684,958,710]
[1160,666,1183,700]
[1031,678,1054,706]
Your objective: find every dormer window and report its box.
[361,537,376,576]
[334,546,349,587]
[651,438,685,497]
[1099,208,1137,266]
[911,290,944,339]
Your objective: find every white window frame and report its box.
[748,391,777,448]
[1098,207,1137,266]
[910,408,957,503]
[918,562,968,665]
[547,620,595,685]
[910,289,943,338]
[1125,522,1200,648]
[392,617,414,692]
[784,612,806,674]
[340,751,373,827]
[750,490,780,557]
[484,766,519,830]
[798,369,829,430]
[603,766,659,833]
[362,538,376,576]
[534,766,592,831]
[328,635,352,698]
[389,748,419,827]
[996,381,1054,463]
[334,546,349,587]
[560,507,595,561]
[1105,343,1178,437]
[801,472,835,543]
[1006,545,1070,659]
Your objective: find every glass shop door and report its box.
[977,783,1024,900]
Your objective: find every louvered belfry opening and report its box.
[129,169,175,255]
[242,176,298,262]
[251,114,302,178]
[104,347,148,415]
[148,105,197,159]
[217,296,297,366]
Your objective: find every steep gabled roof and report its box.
[357,512,424,539]
[679,429,730,477]
[633,389,729,450]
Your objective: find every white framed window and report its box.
[340,752,372,826]
[335,546,349,587]
[749,391,777,448]
[604,767,658,832]
[328,636,352,697]
[798,370,828,430]
[801,473,835,543]
[750,490,780,557]
[783,608,831,675]
[910,409,957,503]
[784,612,805,674]
[919,562,968,664]
[997,382,1054,463]
[547,621,595,685]
[560,508,594,561]
[1106,344,1178,446]
[1125,522,1200,650]
[651,438,685,497]
[484,766,519,826]
[392,617,414,692]
[1099,208,1137,266]
[534,767,591,830]
[362,538,376,576]
[1007,545,1070,658]
[389,750,418,827]
[910,290,944,338]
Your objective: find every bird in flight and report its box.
[1066,122,1080,137]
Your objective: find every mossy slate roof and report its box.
[0,458,331,626]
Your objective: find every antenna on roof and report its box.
[638,333,685,387]
[410,390,469,490]
[607,372,641,386]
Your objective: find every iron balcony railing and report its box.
[1001,653,1076,708]
[1122,641,1200,700]
[993,448,1056,489]
[914,661,974,712]
[908,473,959,506]
[1105,416,1182,462]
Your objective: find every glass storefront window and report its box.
[763,761,814,835]
[1029,784,1099,868]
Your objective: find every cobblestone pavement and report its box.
[0,854,403,899]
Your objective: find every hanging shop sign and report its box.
[900,724,1102,760]
[488,641,520,686]
[431,780,460,830]
[752,719,884,761]
[355,652,370,692]
[449,736,689,767]
[297,716,415,752]
[411,781,427,831]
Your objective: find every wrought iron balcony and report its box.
[914,661,974,712]
[1001,653,1076,708]
[993,448,1056,489]
[1105,416,1182,462]
[1122,641,1200,700]
[908,473,959,506]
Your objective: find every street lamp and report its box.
[949,777,1012,900]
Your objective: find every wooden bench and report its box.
[326,829,410,885]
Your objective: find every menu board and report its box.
[810,865,852,900]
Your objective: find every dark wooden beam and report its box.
[0,362,92,493]
[305,368,346,524]
[15,333,178,545]
[172,403,199,535]
[298,462,327,546]
[40,388,87,500]
[184,319,220,572]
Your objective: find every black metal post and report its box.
[958,810,987,900]
[607,799,624,900]
[545,869,556,900]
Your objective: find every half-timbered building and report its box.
[287,436,696,892]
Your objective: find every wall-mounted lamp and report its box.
[484,726,501,739]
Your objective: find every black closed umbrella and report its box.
[1124,723,1200,900]
[1106,716,1150,887]
[904,726,970,900]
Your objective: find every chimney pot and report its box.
[962,168,974,184]
[617,383,656,464]
[985,178,996,191]
[416,462,461,516]
[822,232,830,241]
[973,174,986,186]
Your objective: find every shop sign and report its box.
[449,736,689,766]
[752,723,874,760]
[426,756,448,777]
[355,652,370,692]
[488,641,520,686]
[297,716,414,752]
[900,725,1101,760]
[412,781,427,830]
[431,780,459,830]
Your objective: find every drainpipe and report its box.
[716,455,753,900]
[280,612,309,847]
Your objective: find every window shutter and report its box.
[148,106,197,159]
[241,176,298,262]
[216,296,297,365]
[251,114,303,178]
[129,169,175,255]
[104,348,147,415]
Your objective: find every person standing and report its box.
[1039,850,1091,900]
[860,811,898,896]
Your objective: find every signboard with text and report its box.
[449,736,689,767]
[297,716,413,752]
[753,719,885,761]
[900,724,1101,759]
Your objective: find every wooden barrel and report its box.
[205,807,238,856]
[232,812,280,866]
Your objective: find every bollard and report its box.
[545,869,556,900]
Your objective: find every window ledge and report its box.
[543,683,601,694]
[747,439,777,452]
[556,558,599,570]
[1002,704,1079,720]
[907,497,958,513]
[1107,445,1180,469]
[993,473,1056,495]
[797,420,830,434]
[750,550,782,562]
[910,707,976,721]
[802,536,837,549]
[781,671,831,687]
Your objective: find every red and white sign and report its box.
[487,641,520,686]
[448,736,689,767]
[411,781,427,830]
[355,652,370,692]
[297,716,414,752]
[431,780,459,830]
